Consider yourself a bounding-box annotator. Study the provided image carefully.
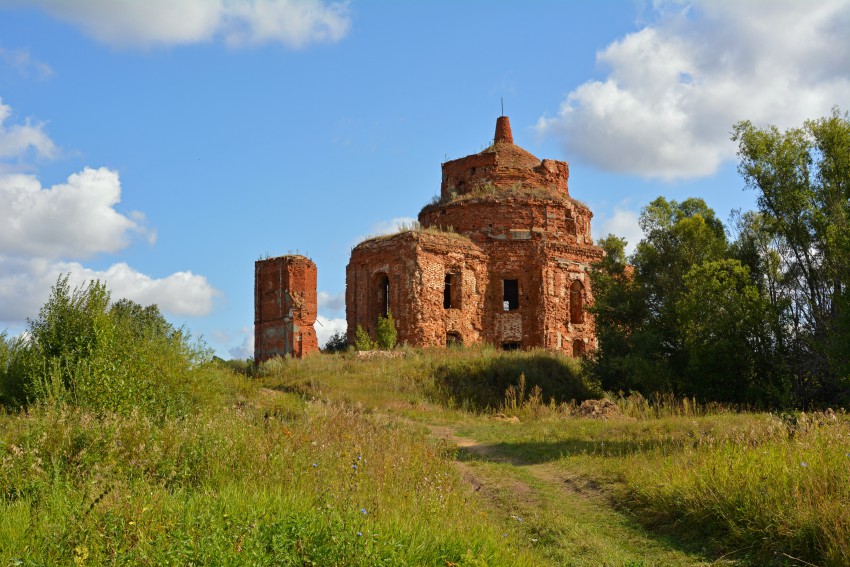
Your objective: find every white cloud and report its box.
[370,216,418,235]
[595,206,642,255]
[352,216,419,247]
[0,98,219,329]
[318,290,344,314]
[0,256,218,324]
[0,167,152,259]
[316,315,346,349]
[0,48,53,79]
[0,98,57,161]
[228,326,254,359]
[7,0,351,49]
[537,0,850,180]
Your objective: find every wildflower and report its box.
[360,508,367,515]
[357,454,362,460]
[352,464,358,470]
[357,531,362,537]
[312,463,318,468]
[801,461,807,468]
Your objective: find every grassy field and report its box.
[3,346,849,565]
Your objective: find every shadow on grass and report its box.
[432,350,601,411]
[455,437,686,466]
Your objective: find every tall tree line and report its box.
[590,109,850,407]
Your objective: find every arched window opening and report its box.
[569,280,584,324]
[572,339,586,357]
[446,332,462,346]
[502,342,520,351]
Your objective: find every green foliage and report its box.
[375,310,397,350]
[596,234,628,271]
[0,332,25,405]
[676,259,785,403]
[353,324,377,351]
[0,275,211,417]
[432,349,601,411]
[590,197,733,397]
[323,330,349,353]
[212,356,257,376]
[352,313,397,351]
[733,108,850,404]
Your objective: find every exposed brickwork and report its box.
[254,255,318,361]
[494,115,513,144]
[345,116,604,355]
[347,231,488,347]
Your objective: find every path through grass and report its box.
[421,420,727,566]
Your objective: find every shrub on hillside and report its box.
[431,348,601,411]
[354,325,377,351]
[0,275,211,416]
[376,310,397,349]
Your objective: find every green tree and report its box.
[323,330,349,353]
[1,275,210,416]
[109,298,173,340]
[734,108,850,403]
[591,198,731,394]
[588,235,658,392]
[676,259,784,404]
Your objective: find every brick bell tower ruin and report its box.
[346,116,603,355]
[254,255,319,361]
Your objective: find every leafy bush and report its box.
[376,310,397,349]
[354,325,377,351]
[0,275,211,417]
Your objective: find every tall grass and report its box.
[0,389,539,565]
[622,410,850,565]
[260,345,600,413]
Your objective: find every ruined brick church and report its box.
[345,116,603,355]
[255,116,603,361]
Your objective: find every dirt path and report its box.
[422,422,734,567]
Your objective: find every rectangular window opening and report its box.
[503,279,519,311]
[444,273,461,309]
[502,342,520,351]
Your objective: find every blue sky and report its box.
[0,0,847,358]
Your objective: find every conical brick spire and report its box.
[494,115,513,144]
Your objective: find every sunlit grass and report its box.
[0,370,540,565]
[621,411,850,565]
[4,346,850,565]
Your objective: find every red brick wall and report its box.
[419,197,593,247]
[254,255,318,361]
[346,232,488,347]
[344,116,604,355]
